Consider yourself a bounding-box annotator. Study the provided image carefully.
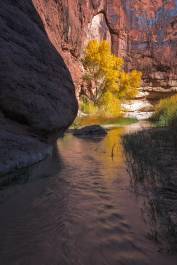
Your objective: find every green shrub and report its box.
[80,98,98,115]
[98,91,122,117]
[80,93,122,118]
[152,95,177,127]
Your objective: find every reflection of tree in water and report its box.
[62,126,126,183]
[94,128,126,183]
[123,128,177,253]
[100,128,124,162]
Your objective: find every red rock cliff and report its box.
[33,0,177,96]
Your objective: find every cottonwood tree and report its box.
[81,40,142,116]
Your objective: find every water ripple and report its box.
[0,128,177,264]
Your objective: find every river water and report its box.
[0,125,177,265]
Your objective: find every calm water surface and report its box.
[0,125,177,265]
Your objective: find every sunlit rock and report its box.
[86,13,111,44]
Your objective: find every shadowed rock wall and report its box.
[0,0,78,134]
[0,0,78,175]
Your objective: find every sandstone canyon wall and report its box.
[33,0,177,118]
[0,0,78,176]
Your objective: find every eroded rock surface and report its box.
[32,0,177,118]
[0,0,78,133]
[33,0,177,91]
[0,0,78,175]
[0,114,52,179]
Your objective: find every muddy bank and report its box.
[123,127,177,252]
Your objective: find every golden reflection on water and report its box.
[99,128,125,164]
[97,128,125,182]
[60,127,126,184]
[2,122,176,265]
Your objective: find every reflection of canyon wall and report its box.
[34,0,177,117]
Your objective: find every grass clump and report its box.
[80,99,98,115]
[152,94,177,127]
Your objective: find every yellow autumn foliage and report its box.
[118,70,142,99]
[81,40,142,117]
[99,91,121,117]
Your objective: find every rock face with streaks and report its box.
[33,0,177,89]
[118,0,177,118]
[122,0,177,95]
[33,0,177,118]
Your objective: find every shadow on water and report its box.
[0,125,177,265]
[0,146,65,210]
[0,144,63,192]
[123,127,177,253]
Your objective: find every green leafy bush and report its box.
[152,95,177,127]
[80,97,98,115]
[98,91,122,117]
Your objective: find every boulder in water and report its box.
[73,125,107,138]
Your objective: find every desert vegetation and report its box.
[151,94,177,127]
[80,40,142,117]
